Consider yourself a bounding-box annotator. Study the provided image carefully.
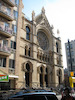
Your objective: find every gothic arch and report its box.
[37,65,48,87]
[22,61,33,88]
[56,42,59,53]
[25,24,31,32]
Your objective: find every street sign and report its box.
[0,75,9,82]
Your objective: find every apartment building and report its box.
[65,40,75,72]
[65,40,75,88]
[0,0,23,90]
[0,0,64,90]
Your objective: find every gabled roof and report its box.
[35,7,53,34]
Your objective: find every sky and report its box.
[22,0,75,69]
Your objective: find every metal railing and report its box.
[0,23,13,35]
[0,5,14,19]
[0,43,11,53]
[10,0,15,5]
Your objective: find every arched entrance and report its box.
[58,69,62,85]
[40,67,43,87]
[25,63,30,87]
[25,62,33,88]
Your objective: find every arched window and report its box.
[37,52,39,59]
[40,67,43,73]
[26,26,30,40]
[25,46,27,55]
[56,42,59,53]
[28,48,31,56]
[26,63,30,71]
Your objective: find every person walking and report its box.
[61,87,75,100]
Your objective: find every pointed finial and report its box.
[32,10,35,21]
[51,25,54,29]
[41,7,45,15]
[57,29,60,34]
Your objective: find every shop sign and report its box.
[0,75,9,82]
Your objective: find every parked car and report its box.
[5,89,58,100]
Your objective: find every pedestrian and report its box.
[61,87,75,100]
[71,88,74,95]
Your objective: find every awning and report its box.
[9,75,19,79]
[71,77,75,82]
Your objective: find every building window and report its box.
[26,26,30,40]
[12,25,17,34]
[11,41,16,49]
[56,42,59,53]
[7,8,11,15]
[70,44,73,49]
[68,59,70,64]
[66,45,69,49]
[72,58,74,62]
[13,10,18,20]
[15,0,19,5]
[28,48,31,56]
[67,52,70,56]
[9,59,15,68]
[25,47,26,55]
[71,51,74,56]
[2,40,8,46]
[0,57,6,67]
[5,22,9,31]
[26,63,30,71]
[40,67,43,73]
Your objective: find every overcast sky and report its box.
[22,0,75,69]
